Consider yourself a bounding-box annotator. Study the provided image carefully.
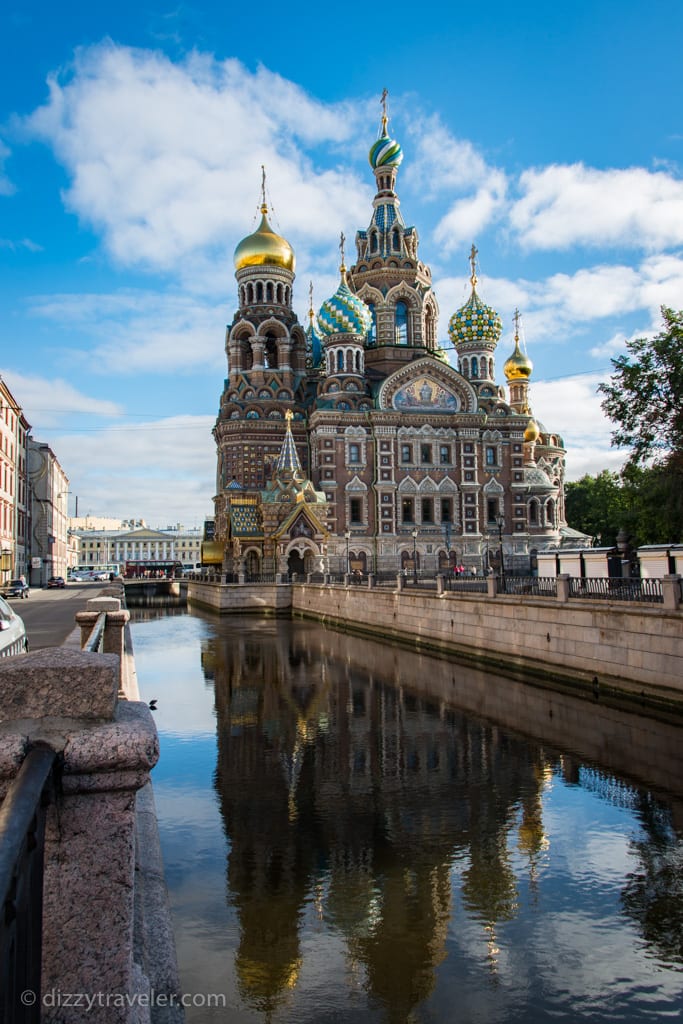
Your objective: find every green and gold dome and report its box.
[234,203,296,273]
[448,245,502,348]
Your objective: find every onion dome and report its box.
[524,418,540,443]
[368,91,404,169]
[318,265,372,338]
[504,313,533,380]
[448,245,502,346]
[234,179,295,273]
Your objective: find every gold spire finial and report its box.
[513,308,521,341]
[339,231,346,273]
[308,280,314,324]
[260,165,267,215]
[380,87,388,135]
[469,243,478,289]
[285,408,293,424]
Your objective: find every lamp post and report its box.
[344,529,351,575]
[411,527,418,584]
[496,513,505,583]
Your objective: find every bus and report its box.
[68,563,122,580]
[124,560,182,579]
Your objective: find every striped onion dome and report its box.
[317,269,372,338]
[369,131,404,170]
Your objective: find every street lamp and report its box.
[411,527,418,584]
[344,530,351,575]
[495,513,505,583]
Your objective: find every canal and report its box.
[130,607,683,1024]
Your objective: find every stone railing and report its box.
[0,596,182,1023]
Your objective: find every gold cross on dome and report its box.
[339,231,346,268]
[469,243,478,288]
[513,308,521,339]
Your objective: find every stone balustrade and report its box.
[0,597,182,1023]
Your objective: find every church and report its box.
[209,98,568,578]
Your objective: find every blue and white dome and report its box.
[318,272,372,338]
[369,131,404,170]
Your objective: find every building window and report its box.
[420,444,432,464]
[367,302,377,346]
[464,443,474,453]
[421,498,434,523]
[439,445,451,465]
[529,503,538,524]
[395,302,409,345]
[441,498,452,522]
[401,498,414,523]
[401,444,412,463]
[348,443,360,463]
[485,446,496,466]
[464,471,474,481]
[487,499,499,523]
[350,498,362,524]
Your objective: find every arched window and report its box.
[392,228,400,251]
[367,303,377,346]
[247,284,254,304]
[395,301,408,345]
[337,350,344,372]
[355,351,361,372]
[276,284,283,304]
[256,282,264,303]
[346,350,353,373]
[370,232,379,254]
[266,282,273,303]
[471,356,479,378]
[264,334,278,369]
[425,307,435,349]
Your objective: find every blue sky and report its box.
[2,0,682,527]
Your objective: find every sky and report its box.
[1,0,682,528]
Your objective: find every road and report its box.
[7,581,110,650]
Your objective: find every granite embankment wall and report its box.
[291,585,683,703]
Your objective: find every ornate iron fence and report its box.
[568,577,663,603]
[500,576,558,598]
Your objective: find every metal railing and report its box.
[0,744,59,1023]
[500,576,558,598]
[568,577,664,603]
[81,611,106,653]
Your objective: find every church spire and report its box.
[276,410,303,477]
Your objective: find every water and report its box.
[131,609,683,1024]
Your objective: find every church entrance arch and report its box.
[288,549,305,577]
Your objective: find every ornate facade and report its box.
[212,102,567,577]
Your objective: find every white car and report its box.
[0,595,28,657]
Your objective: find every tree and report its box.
[598,306,683,468]
[565,471,631,546]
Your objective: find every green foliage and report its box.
[565,471,629,546]
[598,306,683,468]
[566,464,683,546]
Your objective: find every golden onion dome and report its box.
[504,336,534,381]
[234,204,296,273]
[524,418,540,443]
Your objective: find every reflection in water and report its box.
[132,611,683,1024]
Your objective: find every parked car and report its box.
[47,575,66,589]
[1,578,30,599]
[0,595,28,656]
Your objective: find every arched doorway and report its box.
[245,550,261,580]
[287,550,305,578]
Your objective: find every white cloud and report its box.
[0,369,122,428]
[29,289,226,374]
[54,414,215,527]
[532,374,628,480]
[21,44,369,272]
[0,237,42,252]
[0,139,15,196]
[510,163,683,250]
